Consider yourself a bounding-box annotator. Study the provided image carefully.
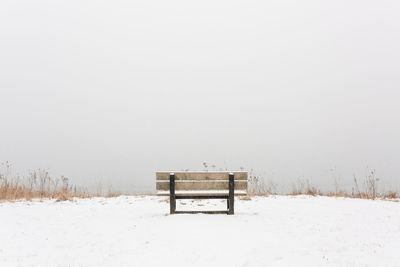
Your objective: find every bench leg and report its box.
[228,173,234,215]
[170,173,176,214]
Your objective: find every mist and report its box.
[1,0,399,193]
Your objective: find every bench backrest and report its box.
[156,171,248,194]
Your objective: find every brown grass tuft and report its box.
[239,195,252,201]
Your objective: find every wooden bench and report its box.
[156,171,248,215]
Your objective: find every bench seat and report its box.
[156,190,248,197]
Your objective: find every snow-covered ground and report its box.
[1,196,399,267]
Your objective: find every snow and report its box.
[1,196,399,267]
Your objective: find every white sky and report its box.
[1,0,400,193]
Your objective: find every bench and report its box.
[156,171,248,215]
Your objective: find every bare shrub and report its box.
[248,170,277,196]
[331,167,341,195]
[364,168,379,200]
[352,174,362,198]
[290,178,319,196]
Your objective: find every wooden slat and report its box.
[156,180,247,191]
[156,190,248,196]
[175,195,227,199]
[156,171,248,181]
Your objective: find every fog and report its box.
[1,0,399,193]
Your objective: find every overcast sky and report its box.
[1,0,399,193]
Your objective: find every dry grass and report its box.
[158,197,169,203]
[248,168,399,201]
[0,162,120,201]
[382,191,398,199]
[239,195,252,201]
[289,179,320,196]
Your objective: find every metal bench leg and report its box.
[228,173,234,215]
[170,173,176,214]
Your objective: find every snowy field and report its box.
[1,196,399,267]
